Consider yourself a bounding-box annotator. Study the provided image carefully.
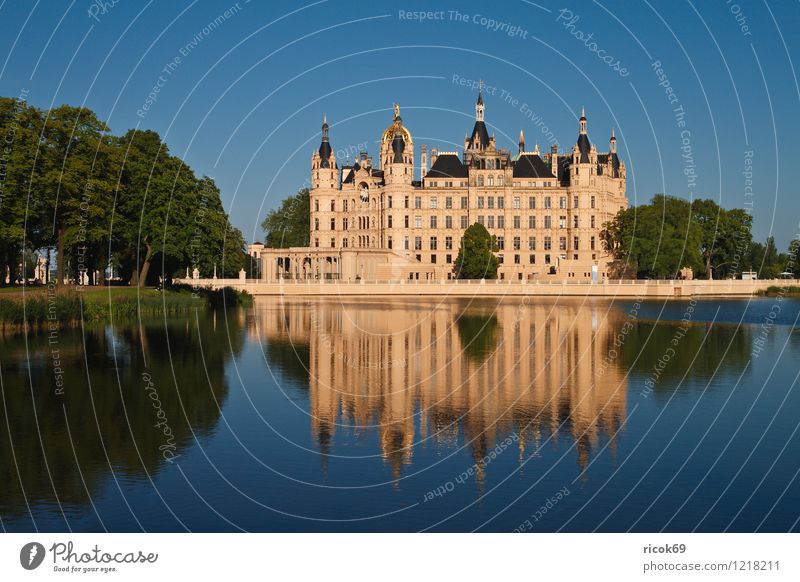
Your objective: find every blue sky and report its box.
[1,0,798,248]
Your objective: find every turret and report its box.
[518,129,525,154]
[312,115,337,188]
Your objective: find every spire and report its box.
[518,129,525,153]
[579,107,587,134]
[475,80,485,122]
[534,143,540,155]
[576,108,590,163]
[318,114,332,167]
[610,127,617,154]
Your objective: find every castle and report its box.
[261,87,627,282]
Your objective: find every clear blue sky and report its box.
[1,0,798,248]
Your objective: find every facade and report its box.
[263,89,627,281]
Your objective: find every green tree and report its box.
[690,199,752,279]
[261,188,310,248]
[603,195,702,278]
[454,223,499,279]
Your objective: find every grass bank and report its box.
[0,284,252,330]
[756,285,800,297]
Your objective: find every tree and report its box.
[690,198,752,279]
[261,188,310,248]
[603,195,702,278]
[454,223,499,279]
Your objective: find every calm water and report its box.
[1,297,799,532]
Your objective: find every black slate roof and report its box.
[513,154,555,178]
[426,153,468,178]
[392,131,405,163]
[577,133,591,163]
[469,120,490,149]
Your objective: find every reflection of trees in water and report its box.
[262,340,310,387]
[0,311,244,522]
[456,312,500,364]
[619,321,751,391]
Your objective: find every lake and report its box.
[1,296,799,532]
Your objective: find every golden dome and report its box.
[381,103,413,145]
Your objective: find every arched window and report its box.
[497,175,504,186]
[488,175,494,186]
[477,175,484,187]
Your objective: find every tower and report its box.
[312,115,337,189]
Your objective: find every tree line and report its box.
[602,195,799,279]
[0,96,246,286]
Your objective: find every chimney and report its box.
[550,144,558,178]
[431,148,438,167]
[420,145,428,179]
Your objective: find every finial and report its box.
[611,127,616,139]
[323,113,327,125]
[394,102,400,118]
[534,143,540,155]
[479,79,484,93]
[581,106,585,118]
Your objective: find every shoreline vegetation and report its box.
[0,285,252,331]
[757,285,800,297]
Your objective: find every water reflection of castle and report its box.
[253,298,628,477]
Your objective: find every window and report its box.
[544,236,552,250]
[528,236,536,250]
[414,216,422,228]
[559,196,566,209]
[559,216,566,229]
[387,236,393,249]
[315,238,320,247]
[430,196,437,209]
[445,215,453,229]
[446,254,452,264]
[404,215,410,228]
[430,216,437,228]
[559,236,567,251]
[488,196,494,209]
[477,175,484,186]
[488,175,494,186]
[591,215,596,228]
[529,196,536,209]
[343,238,349,248]
[314,218,319,230]
[330,238,335,247]
[498,196,505,209]
[498,175,504,186]
[529,254,536,264]
[513,215,521,228]
[498,255,504,264]
[529,215,536,229]
[330,218,335,230]
[445,196,453,209]
[514,254,520,264]
[513,236,521,250]
[513,196,521,209]
[314,199,319,212]
[591,195,596,209]
[344,200,348,212]
[414,236,422,250]
[573,195,579,208]
[573,215,579,228]
[545,254,551,264]
[573,236,579,250]
[330,200,336,211]
[461,196,468,209]
[445,236,453,250]
[477,196,485,209]
[343,218,348,230]
[544,216,552,229]
[477,215,485,225]
[388,215,393,228]
[404,236,409,250]
[415,196,422,209]
[431,254,437,264]
[544,196,552,209]
[388,196,393,209]
[461,215,469,228]
[430,236,438,250]
[497,236,505,250]
[497,216,505,228]
[444,181,453,187]
[487,216,495,229]
[590,236,596,250]
[404,195,409,209]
